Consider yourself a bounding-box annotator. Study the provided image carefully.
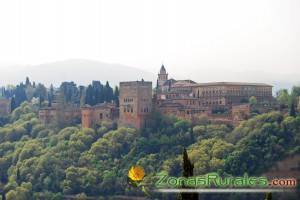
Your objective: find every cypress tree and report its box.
[289,102,296,117]
[25,77,31,86]
[10,96,16,112]
[114,86,119,106]
[178,148,198,200]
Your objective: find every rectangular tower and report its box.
[119,80,152,129]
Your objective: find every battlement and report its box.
[120,80,152,87]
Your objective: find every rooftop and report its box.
[195,82,273,87]
[171,80,197,87]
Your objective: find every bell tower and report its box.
[157,64,168,88]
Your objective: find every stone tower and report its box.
[119,80,152,129]
[157,64,168,88]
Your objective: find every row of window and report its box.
[123,107,150,113]
[124,107,134,113]
[98,113,109,119]
[185,100,196,105]
[124,98,133,102]
[203,101,223,106]
[198,90,271,95]
[196,91,271,97]
[187,110,207,114]
[141,107,150,113]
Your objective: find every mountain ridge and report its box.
[0,59,155,87]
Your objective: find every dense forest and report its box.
[0,80,300,199]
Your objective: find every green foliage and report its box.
[60,82,80,104]
[84,81,116,106]
[276,89,289,107]
[6,182,32,200]
[193,124,232,140]
[289,101,296,117]
[1,99,300,199]
[249,96,257,106]
[163,138,234,176]
[223,112,300,175]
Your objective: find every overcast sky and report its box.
[0,0,299,82]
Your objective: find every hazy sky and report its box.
[0,0,299,80]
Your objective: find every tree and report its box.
[33,83,47,106]
[84,81,115,106]
[6,183,32,200]
[289,102,296,117]
[249,96,257,106]
[276,89,289,108]
[10,97,16,111]
[48,84,55,107]
[178,148,198,200]
[114,86,119,107]
[84,85,94,106]
[291,86,300,97]
[14,83,27,107]
[25,77,31,86]
[60,82,80,104]
[104,81,114,102]
[79,86,86,106]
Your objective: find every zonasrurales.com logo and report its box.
[156,173,270,188]
[126,167,297,198]
[154,172,297,194]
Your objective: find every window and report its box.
[99,113,103,119]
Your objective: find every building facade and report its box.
[39,105,81,125]
[38,107,57,124]
[81,102,119,128]
[192,82,273,107]
[118,80,152,129]
[155,65,273,123]
[0,98,11,116]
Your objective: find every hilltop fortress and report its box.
[78,65,274,129]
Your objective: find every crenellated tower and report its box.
[118,80,152,129]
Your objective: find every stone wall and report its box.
[81,103,118,128]
[0,99,11,115]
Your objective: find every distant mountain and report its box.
[0,59,155,87]
[0,59,299,92]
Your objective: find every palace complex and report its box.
[79,65,274,129]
